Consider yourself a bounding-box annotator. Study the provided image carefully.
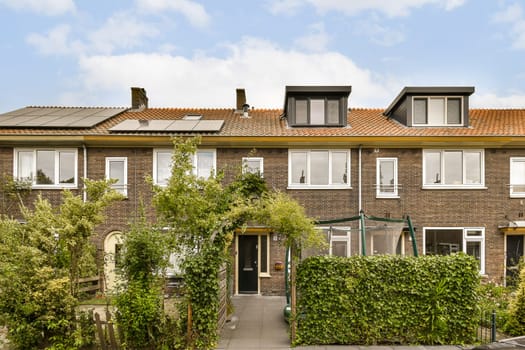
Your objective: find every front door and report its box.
[238,235,258,293]
[507,235,524,287]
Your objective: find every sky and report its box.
[0,0,524,112]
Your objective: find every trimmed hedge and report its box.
[295,254,480,346]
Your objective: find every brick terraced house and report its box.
[1,85,525,295]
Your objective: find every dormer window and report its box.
[284,86,351,127]
[413,97,463,126]
[294,98,341,126]
[384,86,474,128]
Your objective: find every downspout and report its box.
[82,144,87,202]
[358,144,363,255]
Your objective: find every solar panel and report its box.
[109,119,224,133]
[193,120,224,131]
[0,107,127,128]
[164,120,199,131]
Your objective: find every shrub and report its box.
[295,254,480,346]
[505,265,525,336]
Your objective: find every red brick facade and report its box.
[2,86,525,294]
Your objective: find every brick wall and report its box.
[2,144,525,290]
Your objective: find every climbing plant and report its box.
[152,137,323,349]
[152,137,240,349]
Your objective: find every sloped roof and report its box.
[0,106,127,128]
[1,106,525,144]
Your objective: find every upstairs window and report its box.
[376,158,398,198]
[285,86,351,127]
[105,157,127,196]
[242,157,263,175]
[14,148,77,188]
[153,149,216,186]
[413,97,463,126]
[510,157,525,197]
[289,149,350,188]
[423,149,484,188]
[294,98,341,126]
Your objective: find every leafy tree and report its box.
[0,179,122,349]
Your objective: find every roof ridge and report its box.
[26,105,128,109]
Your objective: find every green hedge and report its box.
[295,254,480,346]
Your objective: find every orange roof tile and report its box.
[1,107,525,140]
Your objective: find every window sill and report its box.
[287,185,352,190]
[260,273,272,278]
[376,195,400,199]
[32,185,78,190]
[422,185,487,190]
[510,194,525,198]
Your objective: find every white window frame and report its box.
[194,149,216,179]
[13,148,78,188]
[153,148,217,186]
[376,157,399,198]
[288,149,351,189]
[422,149,485,189]
[318,226,351,257]
[242,157,264,175]
[153,149,173,186]
[422,227,485,275]
[510,157,525,198]
[412,96,463,126]
[105,157,128,196]
[258,234,270,277]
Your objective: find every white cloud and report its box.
[493,3,522,23]
[26,13,159,56]
[269,0,466,17]
[355,17,405,46]
[0,0,75,16]
[88,12,160,55]
[135,0,210,28]
[294,22,331,52]
[66,37,395,109]
[268,0,304,15]
[471,92,525,108]
[26,24,85,56]
[493,3,525,50]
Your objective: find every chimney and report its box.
[236,88,251,118]
[236,88,246,111]
[131,87,148,110]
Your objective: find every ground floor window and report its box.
[259,234,269,275]
[423,227,485,274]
[317,227,351,257]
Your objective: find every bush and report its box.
[115,280,165,349]
[295,254,480,346]
[505,265,525,336]
[478,282,511,331]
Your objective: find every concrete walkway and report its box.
[218,295,290,349]
[217,295,469,350]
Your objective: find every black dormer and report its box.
[283,86,352,127]
[384,86,475,127]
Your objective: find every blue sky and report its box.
[0,0,524,112]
